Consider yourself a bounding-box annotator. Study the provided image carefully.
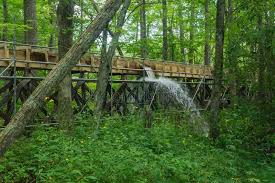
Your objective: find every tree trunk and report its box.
[48,0,56,48]
[24,0,37,45]
[227,0,238,105]
[95,0,131,115]
[0,0,123,157]
[162,0,168,61]
[95,27,108,115]
[57,0,74,131]
[209,0,225,139]
[188,1,195,64]
[140,0,148,58]
[23,0,38,97]
[2,0,8,41]
[204,0,210,65]
[257,15,266,101]
[134,20,139,57]
[169,12,175,61]
[179,4,186,63]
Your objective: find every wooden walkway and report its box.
[0,42,212,79]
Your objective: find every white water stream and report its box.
[143,67,209,136]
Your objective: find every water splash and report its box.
[144,67,156,78]
[144,67,209,136]
[145,77,198,112]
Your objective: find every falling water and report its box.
[143,66,209,136]
[144,67,156,78]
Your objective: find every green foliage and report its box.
[0,108,274,182]
[218,103,274,153]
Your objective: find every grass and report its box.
[0,105,274,183]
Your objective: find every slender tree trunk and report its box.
[209,0,225,139]
[101,28,108,63]
[169,13,175,61]
[257,15,266,101]
[48,0,56,48]
[95,27,108,115]
[95,0,131,115]
[179,4,185,63]
[188,1,195,64]
[57,0,74,131]
[162,0,168,61]
[2,0,8,41]
[0,0,123,157]
[24,0,37,45]
[204,0,210,65]
[227,0,238,105]
[23,0,37,95]
[140,0,148,58]
[134,20,139,57]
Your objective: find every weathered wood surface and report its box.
[0,42,212,79]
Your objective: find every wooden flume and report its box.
[0,41,212,79]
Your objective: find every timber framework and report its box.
[0,41,215,126]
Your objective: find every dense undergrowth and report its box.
[0,103,274,183]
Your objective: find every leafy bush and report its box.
[0,107,274,182]
[218,103,274,153]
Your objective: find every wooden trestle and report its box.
[0,41,214,126]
